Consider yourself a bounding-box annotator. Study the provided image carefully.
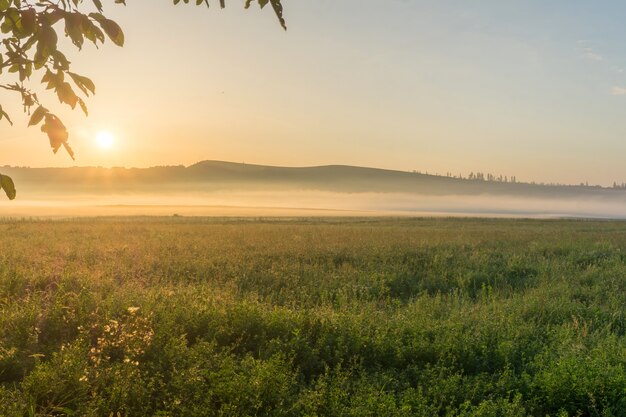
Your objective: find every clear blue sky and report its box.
[3,0,626,185]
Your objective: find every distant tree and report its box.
[0,0,285,200]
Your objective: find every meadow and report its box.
[1,217,626,416]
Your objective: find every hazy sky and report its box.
[3,0,626,185]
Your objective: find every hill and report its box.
[2,160,624,199]
[3,161,626,218]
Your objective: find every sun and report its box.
[96,131,115,149]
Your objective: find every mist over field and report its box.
[3,161,626,218]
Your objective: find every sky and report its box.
[3,0,626,185]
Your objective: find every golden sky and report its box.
[2,1,626,186]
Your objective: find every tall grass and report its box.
[1,217,626,416]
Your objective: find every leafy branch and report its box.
[0,0,285,200]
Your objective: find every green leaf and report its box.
[28,105,48,126]
[0,174,16,200]
[0,105,13,125]
[90,14,124,46]
[41,113,69,155]
[81,16,105,45]
[51,51,71,72]
[69,72,95,96]
[65,12,85,49]
[56,82,78,109]
[63,142,76,161]
[34,24,58,66]
[77,97,88,116]
[20,8,37,35]
[269,0,286,30]
[92,0,103,12]
[244,0,286,29]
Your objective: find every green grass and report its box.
[2,217,626,416]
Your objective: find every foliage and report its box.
[0,0,285,199]
[2,217,626,415]
[0,173,16,199]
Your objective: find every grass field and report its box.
[1,217,626,416]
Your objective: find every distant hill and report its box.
[2,160,626,200]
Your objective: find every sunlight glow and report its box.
[96,131,115,149]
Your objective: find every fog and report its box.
[2,189,626,219]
